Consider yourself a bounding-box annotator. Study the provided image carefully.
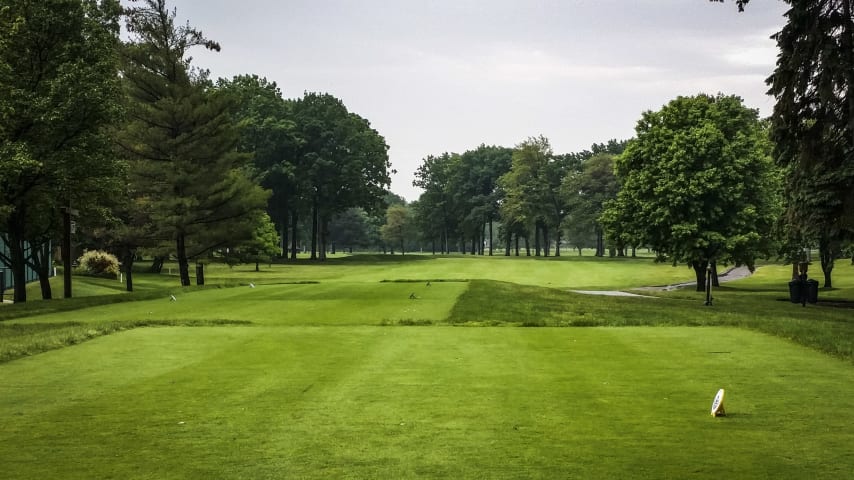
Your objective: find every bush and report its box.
[75,250,120,278]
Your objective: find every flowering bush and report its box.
[76,250,120,278]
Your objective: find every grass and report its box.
[2,326,853,479]
[1,255,853,478]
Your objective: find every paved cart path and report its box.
[572,265,754,297]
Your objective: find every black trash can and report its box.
[195,263,205,286]
[806,279,819,304]
[788,280,802,304]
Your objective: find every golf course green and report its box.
[1,255,853,479]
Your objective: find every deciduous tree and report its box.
[603,94,782,291]
[0,0,123,302]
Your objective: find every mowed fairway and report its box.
[2,256,854,479]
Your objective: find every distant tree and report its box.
[709,0,751,12]
[231,212,280,271]
[563,153,619,257]
[591,139,629,156]
[603,94,782,291]
[0,0,124,302]
[381,204,414,255]
[120,0,269,286]
[449,145,513,255]
[329,208,373,252]
[216,75,298,258]
[413,153,461,254]
[291,93,391,260]
[499,136,565,257]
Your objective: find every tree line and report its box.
[404,140,626,258]
[0,0,393,302]
[3,0,853,302]
[390,0,854,291]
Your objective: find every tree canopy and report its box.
[603,93,782,290]
[766,0,854,287]
[0,0,124,301]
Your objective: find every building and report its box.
[0,237,48,301]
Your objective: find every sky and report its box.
[161,0,790,201]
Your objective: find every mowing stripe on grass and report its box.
[1,326,852,479]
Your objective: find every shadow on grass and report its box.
[271,254,437,266]
[0,319,251,364]
[448,279,854,362]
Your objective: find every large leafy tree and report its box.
[765,0,854,287]
[563,153,620,257]
[413,152,463,254]
[0,0,123,302]
[119,0,269,286]
[291,92,391,260]
[604,94,782,291]
[499,136,566,257]
[216,75,298,258]
[380,204,414,255]
[450,145,512,255]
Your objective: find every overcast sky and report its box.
[164,0,790,201]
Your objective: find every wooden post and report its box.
[62,206,78,299]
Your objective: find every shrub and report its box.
[76,250,120,278]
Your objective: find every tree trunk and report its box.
[555,229,561,257]
[6,231,28,303]
[534,224,541,257]
[504,229,511,256]
[123,251,135,292]
[515,234,520,256]
[149,256,165,274]
[310,197,319,260]
[489,218,494,256]
[176,232,191,287]
[543,224,550,257]
[31,241,52,300]
[524,235,530,256]
[320,217,329,261]
[711,260,720,287]
[290,210,299,260]
[820,241,835,289]
[280,222,287,258]
[279,197,289,258]
[692,260,708,292]
[631,246,636,258]
[577,246,582,256]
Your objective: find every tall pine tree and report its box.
[119,0,268,286]
[767,0,854,287]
